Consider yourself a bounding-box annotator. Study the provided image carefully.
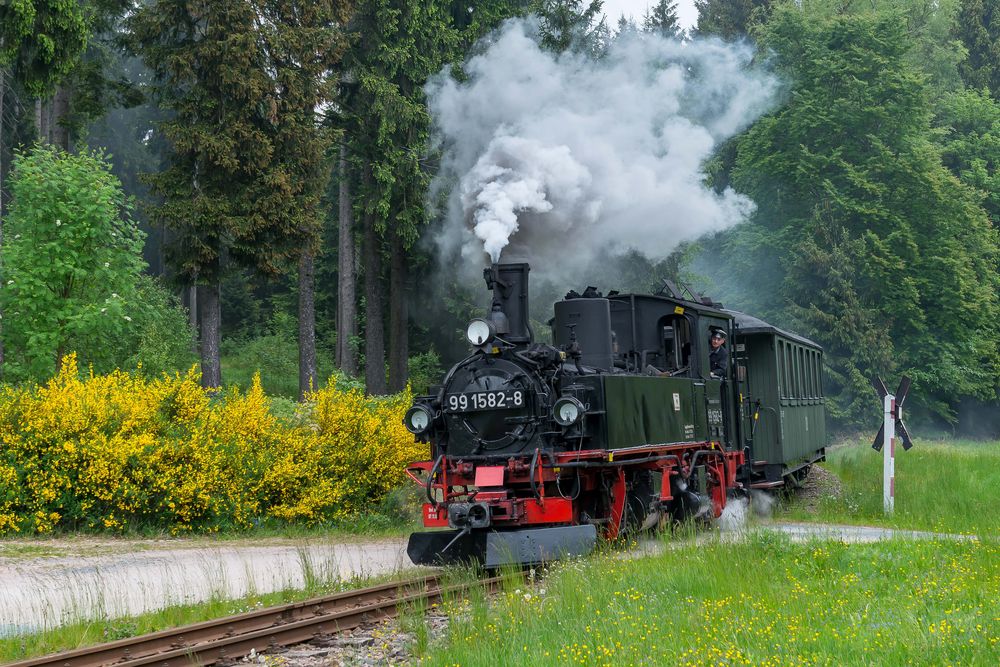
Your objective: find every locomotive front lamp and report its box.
[404,405,434,435]
[553,396,586,427]
[466,318,496,346]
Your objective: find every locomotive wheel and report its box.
[620,470,655,537]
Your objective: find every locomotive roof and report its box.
[578,292,820,350]
[726,310,823,350]
[607,292,732,318]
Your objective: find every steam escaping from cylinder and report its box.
[718,495,750,533]
[427,19,779,280]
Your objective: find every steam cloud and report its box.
[427,20,778,278]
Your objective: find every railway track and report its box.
[8,574,501,667]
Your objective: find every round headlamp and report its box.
[404,405,434,435]
[552,396,586,427]
[466,318,496,346]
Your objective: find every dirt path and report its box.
[0,537,417,636]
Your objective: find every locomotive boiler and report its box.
[403,263,826,566]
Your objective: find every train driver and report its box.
[709,329,729,378]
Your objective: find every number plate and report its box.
[445,390,525,412]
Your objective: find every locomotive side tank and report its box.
[403,263,824,566]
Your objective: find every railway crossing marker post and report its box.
[871,376,913,514]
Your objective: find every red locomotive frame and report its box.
[407,441,744,541]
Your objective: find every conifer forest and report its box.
[0,0,998,435]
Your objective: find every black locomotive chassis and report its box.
[405,441,745,565]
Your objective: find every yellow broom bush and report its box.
[0,355,427,535]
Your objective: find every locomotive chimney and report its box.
[483,263,532,344]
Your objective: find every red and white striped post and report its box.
[883,393,895,514]
[872,376,912,515]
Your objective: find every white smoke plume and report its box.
[427,20,778,279]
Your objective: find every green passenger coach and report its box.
[731,312,827,487]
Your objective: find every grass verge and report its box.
[781,438,1000,534]
[424,533,1000,666]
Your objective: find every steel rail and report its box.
[8,574,501,667]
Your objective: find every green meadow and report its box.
[783,438,1000,534]
[425,535,999,666]
[422,439,1000,666]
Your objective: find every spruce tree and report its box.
[693,0,771,41]
[342,0,461,394]
[131,0,283,389]
[643,0,683,39]
[0,1,88,98]
[252,0,351,398]
[533,0,605,53]
[955,0,1000,96]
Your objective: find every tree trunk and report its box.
[188,284,198,352]
[52,85,71,151]
[388,229,409,393]
[35,99,43,141]
[363,210,386,395]
[0,67,5,218]
[336,144,358,376]
[198,282,222,389]
[298,250,317,399]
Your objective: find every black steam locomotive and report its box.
[404,263,826,566]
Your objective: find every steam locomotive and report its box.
[404,263,826,566]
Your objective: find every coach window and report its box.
[786,342,794,401]
[793,346,801,402]
[798,347,805,401]
[781,341,791,402]
[809,350,819,400]
[786,343,794,403]
[806,351,814,401]
[791,345,798,401]
[777,341,785,400]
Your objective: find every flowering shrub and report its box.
[0,355,426,535]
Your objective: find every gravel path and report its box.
[0,537,417,636]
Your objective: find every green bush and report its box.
[120,276,198,377]
[221,311,335,398]
[408,350,443,395]
[1,146,145,381]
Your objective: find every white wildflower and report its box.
[56,220,62,226]
[123,316,132,322]
[104,262,110,268]
[6,280,12,285]
[101,308,107,313]
[111,293,119,298]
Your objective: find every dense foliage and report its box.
[0,147,192,381]
[0,355,425,535]
[0,0,997,434]
[699,0,1000,427]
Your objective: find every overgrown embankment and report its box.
[783,439,1000,535]
[0,355,426,535]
